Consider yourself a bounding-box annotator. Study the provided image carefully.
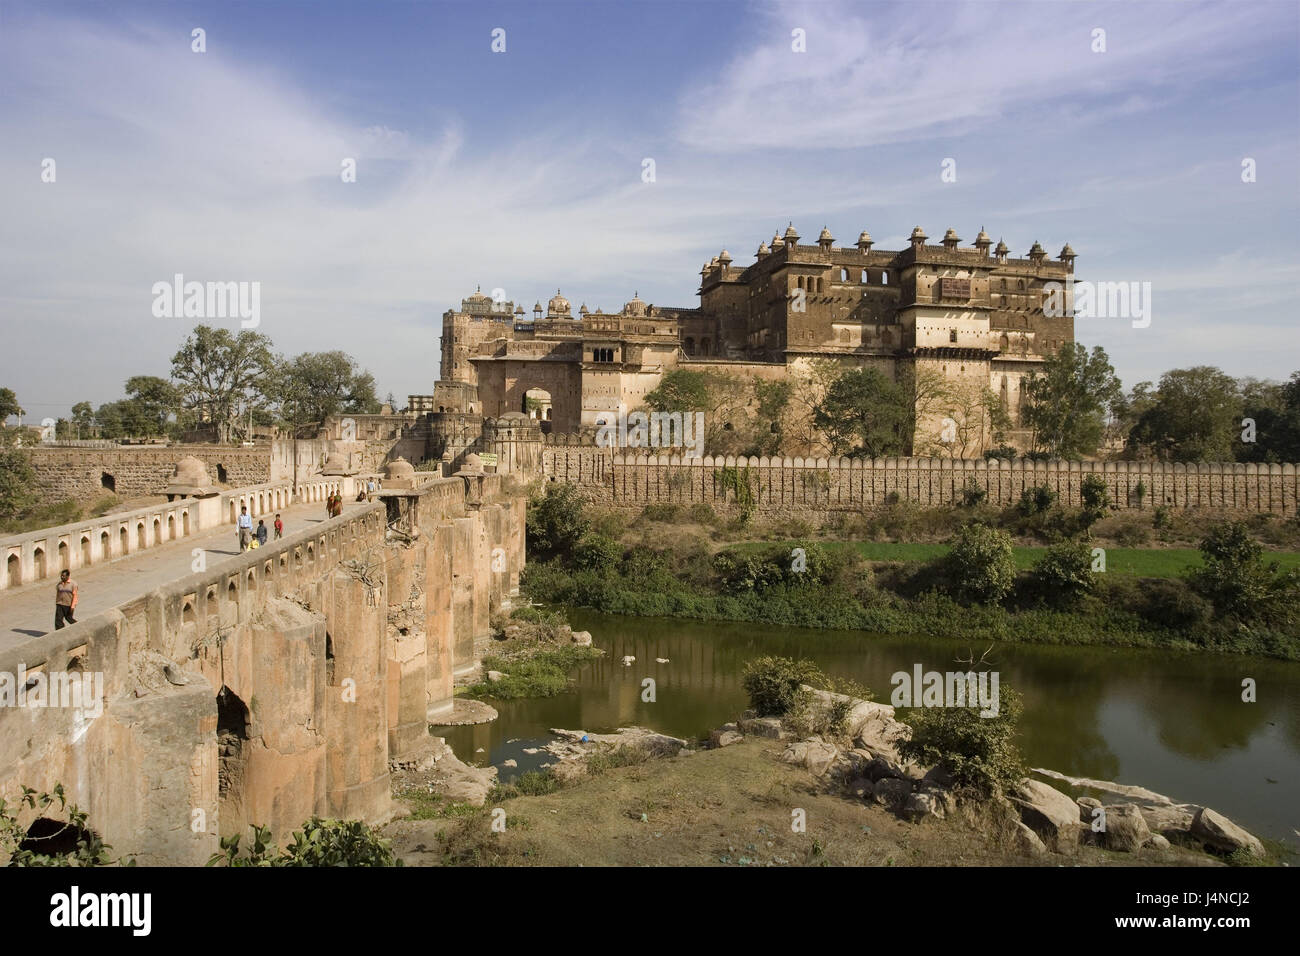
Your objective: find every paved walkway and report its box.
[0,498,369,651]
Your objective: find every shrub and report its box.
[897,689,1027,797]
[639,503,681,523]
[686,502,718,525]
[961,480,988,507]
[983,445,1018,461]
[1153,505,1172,529]
[573,533,622,571]
[1,784,124,867]
[208,818,400,867]
[741,655,824,717]
[1187,520,1293,621]
[527,484,589,561]
[1017,484,1056,516]
[1030,540,1096,607]
[944,524,1016,605]
[1079,474,1110,527]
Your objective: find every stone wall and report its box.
[0,474,527,864]
[27,445,273,501]
[542,448,1300,517]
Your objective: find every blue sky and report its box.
[1,0,1297,421]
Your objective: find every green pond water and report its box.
[436,610,1300,845]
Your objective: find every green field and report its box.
[734,540,1300,578]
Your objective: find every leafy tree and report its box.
[1127,366,1241,461]
[943,523,1016,605]
[0,387,22,425]
[1186,520,1297,622]
[527,483,589,560]
[0,447,36,520]
[1239,372,1300,462]
[741,656,825,717]
[170,325,275,443]
[1079,474,1110,527]
[1021,344,1121,459]
[70,402,95,438]
[1030,540,1096,607]
[644,369,711,413]
[269,351,381,431]
[124,375,181,434]
[813,367,910,457]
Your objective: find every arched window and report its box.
[841,269,849,281]
[881,272,889,285]
[797,276,805,290]
[999,333,1010,352]
[700,337,710,355]
[861,269,869,283]
[684,337,695,356]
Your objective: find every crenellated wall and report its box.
[0,474,526,864]
[542,447,1300,517]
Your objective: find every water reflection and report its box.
[433,611,1300,842]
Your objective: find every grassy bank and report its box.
[521,486,1300,661]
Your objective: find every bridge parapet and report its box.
[1,475,352,592]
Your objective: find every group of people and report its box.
[237,506,283,551]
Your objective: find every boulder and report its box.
[714,731,743,748]
[902,792,945,823]
[1014,821,1048,856]
[1147,834,1171,851]
[864,755,905,782]
[1077,796,1102,824]
[781,740,839,777]
[853,702,910,759]
[486,670,506,683]
[1099,804,1150,853]
[739,716,784,739]
[571,630,593,647]
[555,624,573,641]
[1010,779,1082,854]
[873,777,913,811]
[922,787,958,817]
[1139,805,1195,836]
[709,722,740,747]
[1191,808,1264,857]
[921,765,954,790]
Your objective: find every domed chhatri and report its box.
[547,289,571,316]
[384,457,415,480]
[164,455,216,500]
[457,452,485,475]
[623,291,648,316]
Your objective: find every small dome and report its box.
[718,249,732,263]
[974,227,992,245]
[458,453,485,474]
[783,222,799,240]
[1059,243,1076,259]
[756,241,770,256]
[857,230,873,246]
[466,285,491,302]
[818,225,833,241]
[994,239,1009,255]
[385,457,415,480]
[623,292,648,316]
[770,232,785,249]
[171,455,210,486]
[943,227,959,241]
[514,305,524,315]
[579,303,589,315]
[547,289,571,315]
[533,301,542,312]
[910,226,928,242]
[1028,241,1045,257]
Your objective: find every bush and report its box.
[983,445,1018,461]
[527,484,589,561]
[1017,484,1056,516]
[1029,540,1096,607]
[1,784,124,867]
[686,502,718,525]
[208,818,400,867]
[573,533,622,571]
[639,503,681,523]
[944,524,1016,605]
[1079,474,1110,527]
[741,655,824,717]
[897,689,1027,797]
[961,480,988,507]
[1187,520,1295,621]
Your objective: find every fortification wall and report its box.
[0,475,527,864]
[26,445,271,501]
[542,448,1299,517]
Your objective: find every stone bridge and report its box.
[0,467,525,864]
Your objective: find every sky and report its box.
[0,0,1297,423]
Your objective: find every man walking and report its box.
[54,569,78,630]
[238,505,253,551]
[274,513,283,539]
[256,519,268,547]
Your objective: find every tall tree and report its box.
[268,351,381,432]
[124,376,182,435]
[70,401,95,438]
[1021,344,1122,459]
[813,367,910,457]
[1127,366,1242,461]
[0,387,23,426]
[170,325,274,442]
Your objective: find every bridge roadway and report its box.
[0,497,370,650]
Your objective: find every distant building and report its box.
[417,224,1077,454]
